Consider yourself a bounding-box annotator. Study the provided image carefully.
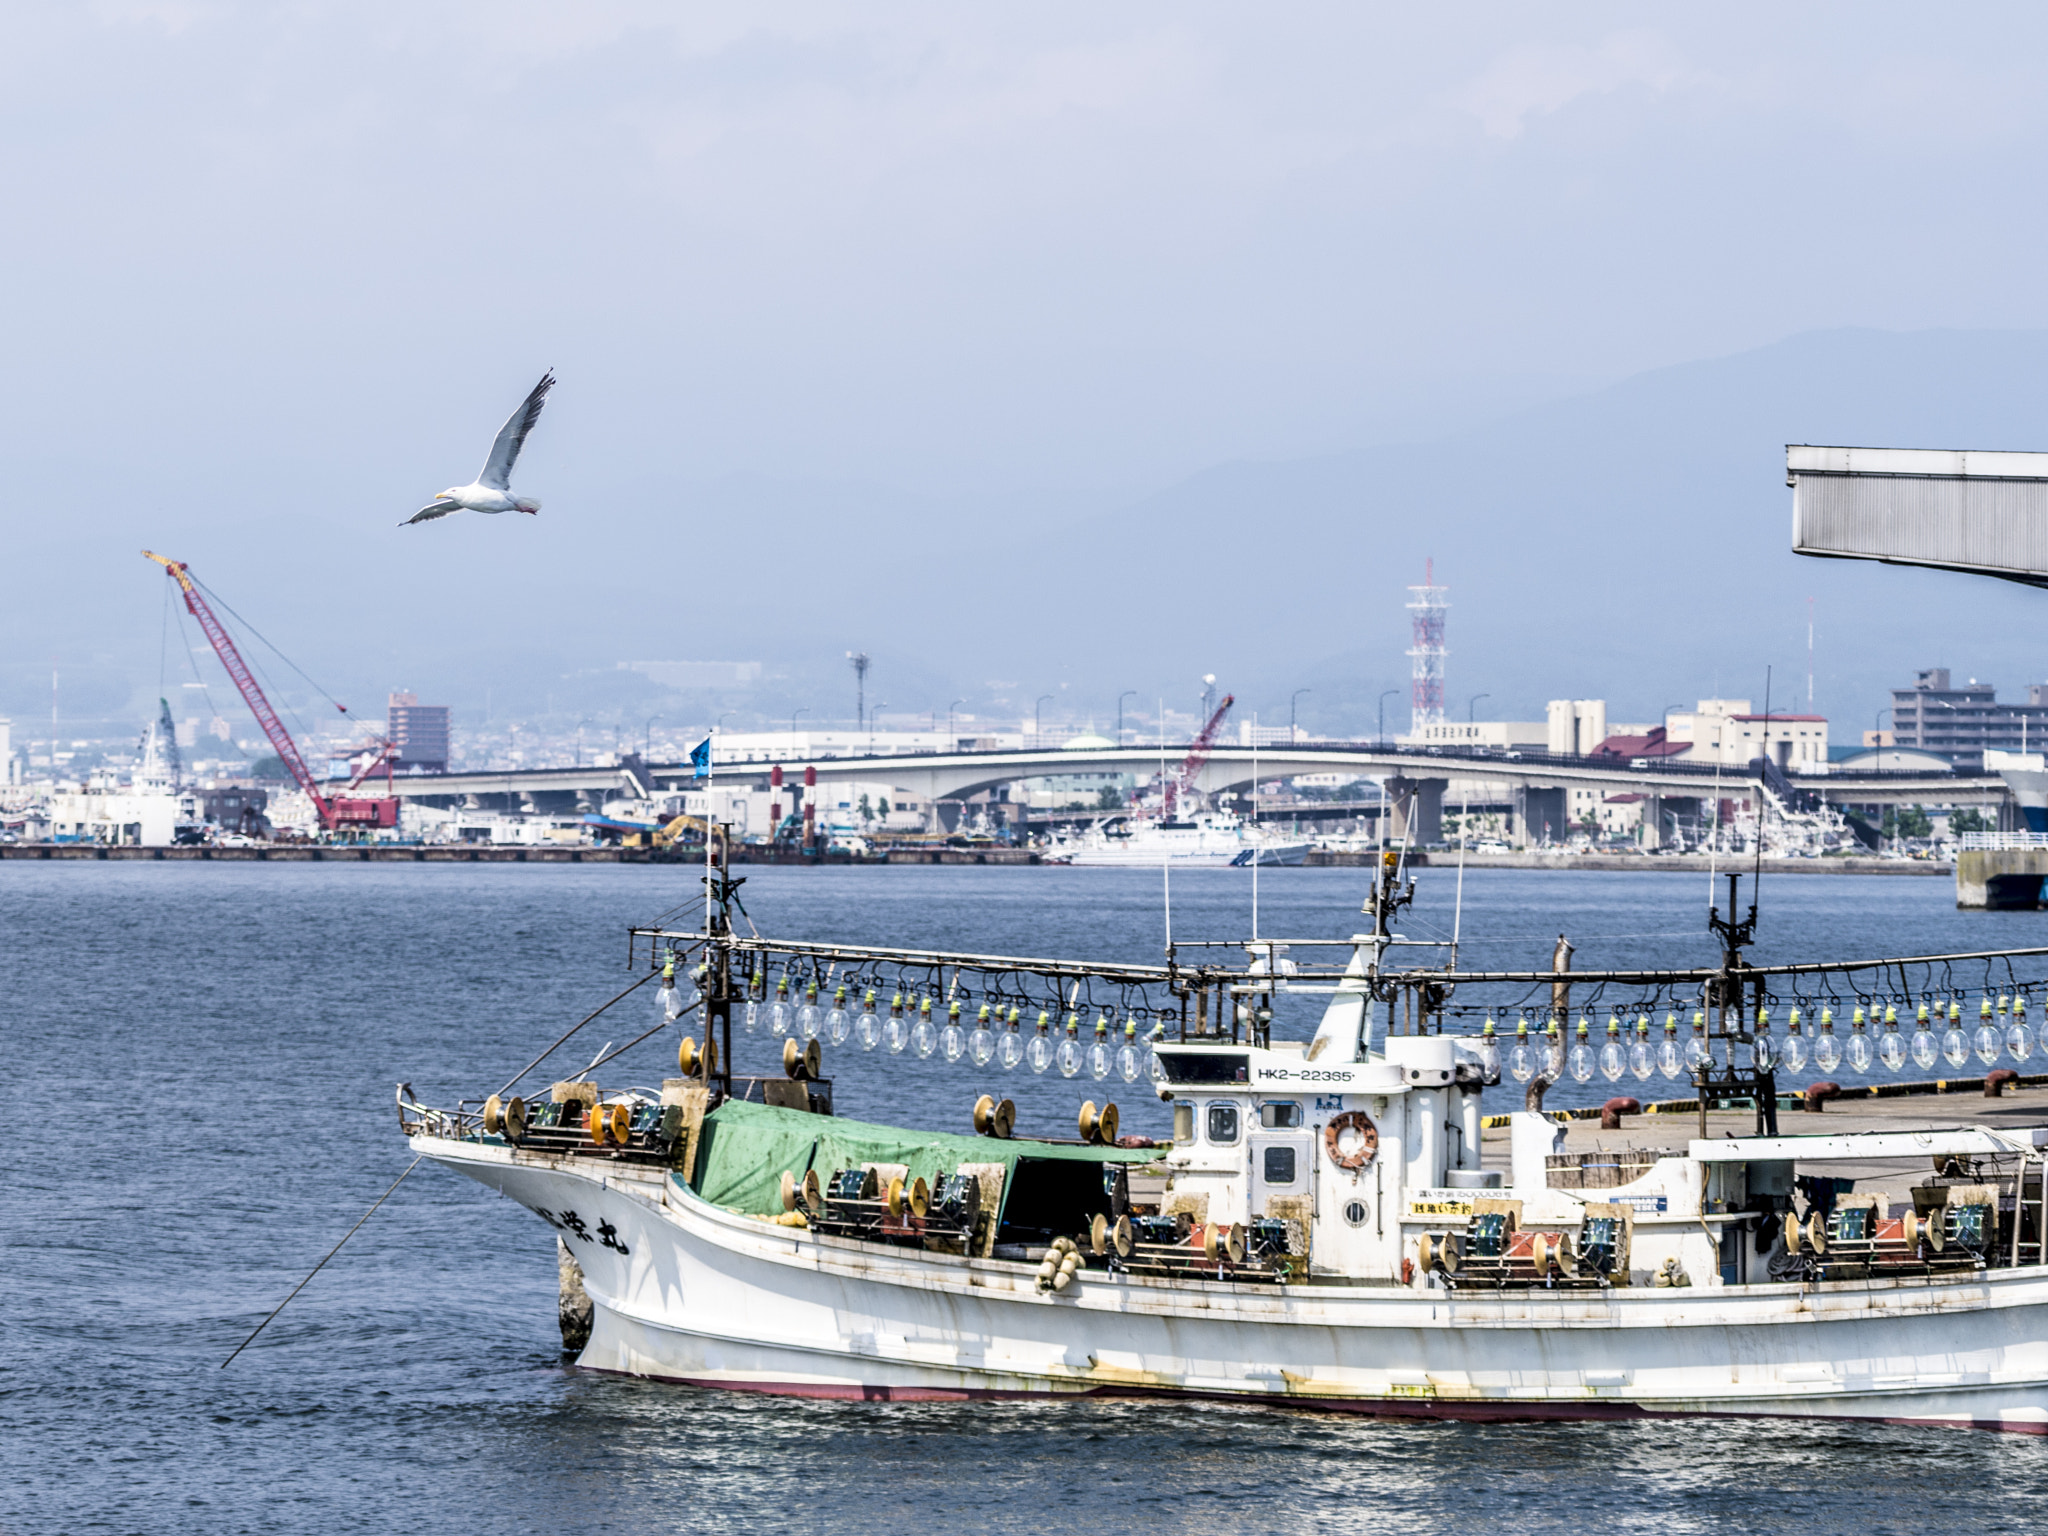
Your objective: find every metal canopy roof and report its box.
[1789,443,2048,588]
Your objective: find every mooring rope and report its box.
[220,1155,422,1368]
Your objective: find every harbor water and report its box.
[10,862,2048,1533]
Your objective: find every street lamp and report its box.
[1118,690,1137,745]
[1035,694,1054,745]
[1377,689,1399,748]
[791,707,808,738]
[870,703,888,740]
[643,714,662,759]
[1290,688,1310,741]
[717,710,736,734]
[948,698,965,746]
[1467,692,1488,723]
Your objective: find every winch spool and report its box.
[886,1175,930,1219]
[483,1095,505,1135]
[972,1095,1017,1139]
[607,1103,632,1144]
[1078,1101,1120,1145]
[587,1103,610,1146]
[1090,1212,1135,1258]
[502,1096,527,1144]
[1200,1223,1247,1264]
[1530,1232,1577,1277]
[784,1038,823,1081]
[1417,1232,1461,1274]
[677,1035,715,1078]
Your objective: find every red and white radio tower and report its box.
[1406,559,1448,733]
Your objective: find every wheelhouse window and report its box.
[1262,1145,1298,1184]
[1206,1101,1241,1145]
[1259,1101,1303,1129]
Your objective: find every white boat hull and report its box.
[418,1136,2048,1430]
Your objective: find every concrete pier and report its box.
[1957,847,2048,909]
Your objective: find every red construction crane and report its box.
[142,551,399,832]
[1163,693,1234,816]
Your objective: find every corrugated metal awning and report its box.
[1789,443,2048,588]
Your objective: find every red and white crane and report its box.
[143,551,399,832]
[1160,693,1234,817]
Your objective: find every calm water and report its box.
[9,861,2048,1534]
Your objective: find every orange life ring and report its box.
[1323,1110,1379,1169]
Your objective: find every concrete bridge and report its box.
[349,743,2011,847]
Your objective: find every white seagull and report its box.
[402,371,555,525]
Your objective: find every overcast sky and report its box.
[12,5,2048,722]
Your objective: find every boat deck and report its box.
[1482,1086,2048,1205]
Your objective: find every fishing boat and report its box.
[403,851,2048,1431]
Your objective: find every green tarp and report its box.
[691,1098,1158,1217]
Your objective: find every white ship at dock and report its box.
[406,862,2048,1431]
[1050,811,1310,867]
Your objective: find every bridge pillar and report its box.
[1958,847,2048,909]
[1515,786,1566,848]
[1386,777,1445,846]
[1640,794,1663,851]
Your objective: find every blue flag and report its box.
[690,737,712,779]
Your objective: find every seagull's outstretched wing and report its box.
[477,370,555,490]
[401,500,461,526]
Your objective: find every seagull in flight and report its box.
[402,371,555,525]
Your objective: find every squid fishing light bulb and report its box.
[768,976,793,1037]
[1508,1017,1535,1084]
[1089,1014,1115,1081]
[941,1000,968,1062]
[1941,1009,1969,1069]
[798,981,823,1041]
[826,985,851,1046]
[1629,1015,1654,1082]
[1781,1006,1807,1074]
[744,972,764,1034]
[2010,995,2035,1064]
[969,1004,997,1067]
[1117,1018,1144,1083]
[1911,1003,1939,1072]
[1478,1017,1501,1083]
[1658,1012,1684,1080]
[883,993,909,1054]
[1813,1007,1841,1074]
[856,989,881,1050]
[1974,999,2004,1066]
[1879,1006,1907,1073]
[1026,1010,1056,1074]
[912,997,939,1058]
[1570,1017,1595,1084]
[1599,1015,1626,1083]
[656,955,681,1023]
[999,1006,1026,1071]
[1057,1012,1086,1078]
[1685,1010,1710,1071]
[1845,1005,1872,1074]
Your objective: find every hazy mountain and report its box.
[14,327,2048,742]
